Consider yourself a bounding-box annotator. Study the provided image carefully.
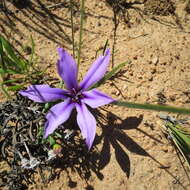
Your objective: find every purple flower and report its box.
[19,48,114,149]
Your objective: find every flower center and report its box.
[70,88,84,103]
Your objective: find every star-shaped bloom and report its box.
[20,48,114,149]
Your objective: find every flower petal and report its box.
[19,85,68,103]
[79,49,110,90]
[44,98,74,138]
[82,89,115,108]
[57,48,78,90]
[76,103,96,150]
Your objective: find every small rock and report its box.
[148,76,153,81]
[116,91,120,96]
[152,57,159,65]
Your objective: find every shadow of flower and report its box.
[94,111,148,177]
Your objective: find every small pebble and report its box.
[152,57,159,65]
[116,91,120,96]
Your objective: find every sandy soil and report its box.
[0,0,190,190]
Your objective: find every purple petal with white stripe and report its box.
[19,85,68,103]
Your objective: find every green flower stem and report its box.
[113,101,190,115]
[77,0,85,72]
[70,0,75,59]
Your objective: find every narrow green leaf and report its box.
[113,101,190,115]
[54,132,62,138]
[43,102,55,112]
[167,123,190,151]
[37,126,44,137]
[48,136,56,146]
[0,83,11,98]
[0,68,21,74]
[59,80,64,89]
[1,36,20,63]
[7,84,25,91]
[19,59,28,71]
[0,37,3,52]
[0,68,6,74]
[167,124,190,167]
[90,60,130,89]
[2,55,25,73]
[2,78,23,84]
[1,36,27,71]
[0,37,6,70]
[170,131,190,167]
